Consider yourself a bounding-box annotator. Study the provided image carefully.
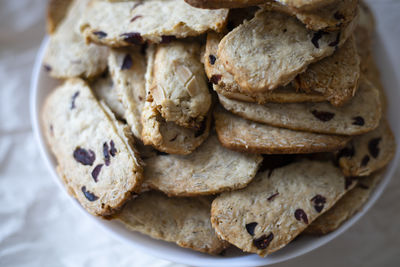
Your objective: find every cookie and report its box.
[305,170,385,235]
[142,134,262,196]
[206,32,358,106]
[294,35,360,107]
[115,191,228,254]
[46,0,73,34]
[91,73,125,120]
[217,8,356,92]
[151,41,211,129]
[184,0,265,9]
[108,47,146,139]
[211,160,354,256]
[264,0,359,32]
[43,0,108,79]
[275,0,337,11]
[337,119,395,177]
[141,46,210,154]
[79,0,228,47]
[42,78,143,216]
[214,107,351,154]
[218,79,381,136]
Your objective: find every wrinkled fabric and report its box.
[0,0,399,266]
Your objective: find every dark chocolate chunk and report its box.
[311,110,335,121]
[361,155,370,167]
[43,64,52,72]
[93,31,107,39]
[253,233,274,250]
[210,74,222,85]
[121,54,133,70]
[109,140,117,157]
[121,32,143,45]
[267,192,279,201]
[352,116,365,126]
[161,35,177,44]
[81,186,99,201]
[130,15,143,23]
[103,142,110,166]
[91,164,103,182]
[245,222,258,236]
[311,30,327,49]
[311,194,326,213]
[70,91,80,109]
[73,147,95,166]
[294,209,309,224]
[209,54,216,65]
[368,137,381,158]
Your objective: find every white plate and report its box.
[30,34,400,267]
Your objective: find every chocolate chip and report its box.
[109,140,117,157]
[209,55,216,65]
[161,35,177,44]
[210,74,222,85]
[121,32,143,45]
[93,31,107,39]
[103,142,110,166]
[334,11,345,20]
[358,183,369,190]
[361,155,370,167]
[345,177,355,190]
[311,110,335,121]
[245,222,258,236]
[91,164,103,182]
[43,64,52,72]
[311,30,327,49]
[253,233,274,250]
[130,15,143,23]
[368,138,381,158]
[121,54,133,70]
[73,147,95,166]
[71,91,80,109]
[329,32,341,47]
[294,209,308,224]
[352,116,365,126]
[311,195,326,213]
[81,186,99,201]
[267,192,279,201]
[337,144,355,158]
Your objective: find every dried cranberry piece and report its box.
[130,15,143,23]
[245,222,258,236]
[294,209,308,224]
[311,195,326,213]
[109,140,117,157]
[103,142,110,166]
[352,116,365,126]
[121,54,133,70]
[253,233,274,250]
[311,30,327,49]
[121,32,143,45]
[93,31,107,39]
[267,192,279,201]
[161,35,177,44]
[81,186,99,201]
[311,110,335,121]
[73,147,95,166]
[209,55,216,65]
[368,138,381,158]
[210,74,222,85]
[361,155,370,166]
[43,64,52,72]
[91,164,103,182]
[71,91,80,110]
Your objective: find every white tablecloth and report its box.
[0,1,399,266]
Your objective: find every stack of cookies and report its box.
[42,0,395,256]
